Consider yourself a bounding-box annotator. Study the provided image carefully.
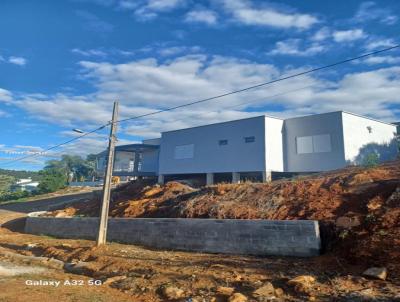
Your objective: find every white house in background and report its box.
[11,178,39,192]
[96,111,398,185]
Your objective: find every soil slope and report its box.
[48,161,400,277]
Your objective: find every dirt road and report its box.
[1,194,400,301]
[0,191,97,214]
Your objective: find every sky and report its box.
[0,0,399,171]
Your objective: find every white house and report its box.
[96,111,398,185]
[11,178,40,192]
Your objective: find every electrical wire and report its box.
[1,44,399,167]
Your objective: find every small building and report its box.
[11,178,39,192]
[96,111,398,185]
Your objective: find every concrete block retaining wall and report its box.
[25,217,321,257]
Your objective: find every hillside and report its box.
[0,168,41,181]
[48,161,400,277]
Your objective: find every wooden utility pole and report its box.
[96,101,119,246]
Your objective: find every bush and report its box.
[0,190,31,202]
[362,152,379,168]
[38,169,67,193]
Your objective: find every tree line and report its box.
[0,154,97,202]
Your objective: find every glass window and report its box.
[174,144,194,159]
[296,136,313,154]
[219,139,228,146]
[313,134,332,153]
[296,134,332,154]
[244,136,255,143]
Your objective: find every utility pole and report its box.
[96,101,119,246]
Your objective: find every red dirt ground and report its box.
[48,161,400,277]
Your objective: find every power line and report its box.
[116,44,400,124]
[0,124,109,166]
[0,85,314,167]
[138,84,316,128]
[1,44,399,167]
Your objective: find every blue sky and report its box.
[0,0,399,170]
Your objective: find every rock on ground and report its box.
[252,282,275,299]
[228,293,248,302]
[161,286,185,300]
[216,286,235,296]
[362,267,387,280]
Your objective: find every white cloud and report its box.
[185,9,218,25]
[0,88,12,102]
[158,46,201,56]
[0,109,9,117]
[145,0,184,11]
[363,56,400,65]
[8,56,27,66]
[332,29,366,42]
[6,55,400,146]
[269,39,326,56]
[220,0,318,29]
[365,38,397,50]
[311,27,331,41]
[17,95,113,126]
[133,0,186,20]
[354,1,398,25]
[71,48,108,57]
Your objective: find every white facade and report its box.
[158,116,269,175]
[342,112,397,163]
[97,111,398,182]
[158,111,397,176]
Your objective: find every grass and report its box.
[0,187,94,205]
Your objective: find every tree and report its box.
[362,152,379,168]
[43,154,97,183]
[37,169,67,193]
[0,175,15,194]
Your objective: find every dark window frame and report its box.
[244,136,255,143]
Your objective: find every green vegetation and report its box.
[44,154,96,182]
[362,152,379,168]
[0,154,97,203]
[0,168,40,181]
[37,169,68,193]
[0,190,31,202]
[0,174,15,193]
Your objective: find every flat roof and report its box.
[286,110,396,127]
[115,144,159,151]
[162,110,396,134]
[162,114,283,134]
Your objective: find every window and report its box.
[296,136,313,154]
[296,134,331,154]
[218,139,228,146]
[313,134,331,153]
[244,136,255,143]
[174,144,194,159]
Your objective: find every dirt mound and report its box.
[47,161,400,276]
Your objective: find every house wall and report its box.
[342,112,397,163]
[141,149,159,173]
[265,116,284,172]
[158,116,267,175]
[142,138,161,145]
[284,112,346,172]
